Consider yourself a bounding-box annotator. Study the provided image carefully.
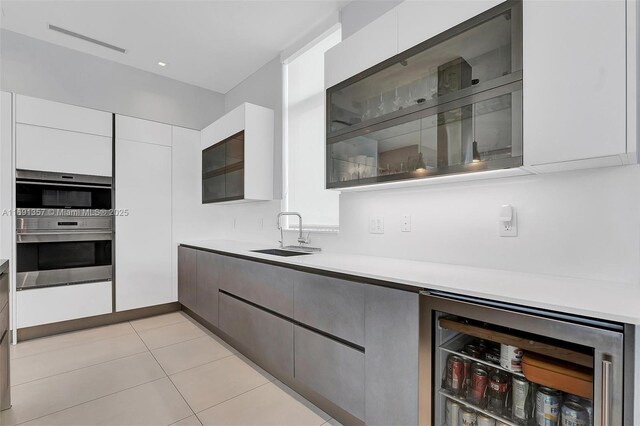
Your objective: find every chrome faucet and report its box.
[276,212,308,248]
[276,212,321,252]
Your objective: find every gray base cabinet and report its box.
[177,247,197,311]
[293,272,365,346]
[219,256,294,317]
[178,246,420,426]
[195,250,221,326]
[218,292,294,379]
[294,326,365,420]
[364,285,419,426]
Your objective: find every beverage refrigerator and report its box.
[418,291,635,426]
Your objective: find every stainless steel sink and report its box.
[251,248,313,257]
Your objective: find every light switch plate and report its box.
[369,216,384,234]
[401,214,411,232]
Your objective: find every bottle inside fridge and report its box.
[420,292,633,426]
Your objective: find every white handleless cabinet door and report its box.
[16,124,112,176]
[115,137,172,311]
[523,0,626,165]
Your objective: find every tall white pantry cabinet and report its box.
[115,115,173,312]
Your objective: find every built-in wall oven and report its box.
[15,170,114,290]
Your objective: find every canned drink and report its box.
[579,399,593,425]
[469,367,489,405]
[447,355,465,394]
[465,344,482,359]
[445,398,460,426]
[463,357,473,391]
[484,348,501,365]
[500,344,524,372]
[561,401,588,426]
[512,376,532,423]
[476,340,489,354]
[487,371,510,414]
[536,387,562,426]
[459,406,478,426]
[477,414,496,426]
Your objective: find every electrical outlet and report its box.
[499,206,518,237]
[401,214,411,232]
[369,216,384,234]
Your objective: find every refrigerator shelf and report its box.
[438,388,519,426]
[438,317,593,368]
[439,333,526,378]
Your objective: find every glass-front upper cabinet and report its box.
[326,0,522,189]
[202,131,245,203]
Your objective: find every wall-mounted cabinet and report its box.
[200,103,274,203]
[326,1,522,189]
[326,0,637,185]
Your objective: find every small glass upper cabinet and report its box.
[326,0,522,189]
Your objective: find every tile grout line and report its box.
[130,320,198,419]
[12,376,169,425]
[9,324,137,361]
[9,347,152,390]
[166,353,236,376]
[193,380,273,417]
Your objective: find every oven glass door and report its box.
[16,182,112,210]
[16,240,112,289]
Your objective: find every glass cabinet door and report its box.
[326,0,522,188]
[328,87,522,188]
[202,131,245,203]
[327,5,521,135]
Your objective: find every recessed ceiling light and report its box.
[158,61,167,67]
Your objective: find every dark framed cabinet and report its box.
[200,103,274,203]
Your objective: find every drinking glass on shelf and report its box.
[376,93,385,117]
[392,88,402,112]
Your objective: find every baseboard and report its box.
[180,305,364,426]
[17,302,180,342]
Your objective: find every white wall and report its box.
[0,29,225,130]
[339,0,403,39]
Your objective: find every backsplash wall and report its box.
[216,164,640,284]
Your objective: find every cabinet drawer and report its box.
[294,326,365,420]
[178,247,197,311]
[0,273,8,313]
[219,256,293,317]
[219,292,293,379]
[196,250,221,326]
[293,272,365,346]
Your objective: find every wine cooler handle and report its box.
[601,359,612,426]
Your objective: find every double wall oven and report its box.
[15,170,114,290]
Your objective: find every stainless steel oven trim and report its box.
[16,217,113,230]
[16,169,112,187]
[16,232,113,243]
[419,292,627,426]
[16,265,113,290]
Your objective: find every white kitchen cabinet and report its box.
[523,0,628,168]
[16,124,112,176]
[397,0,503,52]
[15,95,112,137]
[116,115,172,147]
[324,9,398,89]
[17,281,112,328]
[200,103,273,203]
[115,116,172,311]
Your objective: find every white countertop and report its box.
[182,239,640,325]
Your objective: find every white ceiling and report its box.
[0,0,347,93]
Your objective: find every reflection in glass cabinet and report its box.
[326,1,522,189]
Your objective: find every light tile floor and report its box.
[1,312,340,426]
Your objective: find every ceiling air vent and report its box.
[48,24,126,54]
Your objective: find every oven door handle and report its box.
[16,231,113,242]
[16,180,111,189]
